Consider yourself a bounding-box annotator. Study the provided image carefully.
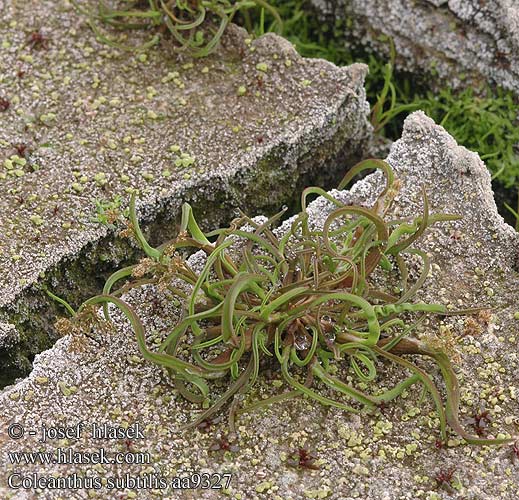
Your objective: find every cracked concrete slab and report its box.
[1,112,518,499]
[312,0,519,95]
[0,0,372,379]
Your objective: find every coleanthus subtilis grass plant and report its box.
[54,159,514,445]
[71,0,282,56]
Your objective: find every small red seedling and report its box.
[287,448,320,470]
[377,401,389,417]
[196,418,213,433]
[27,30,49,50]
[13,143,30,158]
[435,467,456,493]
[208,434,239,453]
[434,439,444,450]
[0,97,10,112]
[511,441,519,464]
[466,408,491,436]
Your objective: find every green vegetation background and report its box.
[245,0,519,224]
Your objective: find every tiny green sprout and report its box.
[256,62,268,72]
[39,113,57,125]
[237,85,247,96]
[12,155,26,166]
[513,312,519,320]
[94,172,107,186]
[30,215,44,226]
[56,159,515,445]
[174,153,195,168]
[71,182,84,193]
[92,195,124,229]
[162,71,179,84]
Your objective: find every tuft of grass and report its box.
[71,0,282,57]
[51,159,514,445]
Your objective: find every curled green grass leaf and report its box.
[58,158,514,445]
